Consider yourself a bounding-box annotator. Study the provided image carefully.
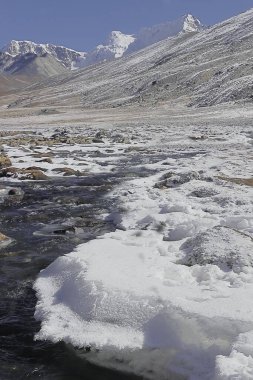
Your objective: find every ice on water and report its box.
[34,123,253,379]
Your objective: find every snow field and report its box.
[34,123,253,379]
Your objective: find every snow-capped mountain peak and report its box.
[1,13,204,74]
[182,14,203,33]
[84,14,203,66]
[2,40,87,69]
[105,31,135,58]
[84,31,135,66]
[126,14,204,54]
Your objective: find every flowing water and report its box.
[0,123,174,380]
[0,173,140,380]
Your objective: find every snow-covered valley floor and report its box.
[21,118,252,380]
[0,105,252,379]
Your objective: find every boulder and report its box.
[180,226,253,272]
[155,171,200,189]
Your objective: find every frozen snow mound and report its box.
[34,230,169,350]
[180,226,253,272]
[34,227,253,379]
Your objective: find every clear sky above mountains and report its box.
[1,0,253,51]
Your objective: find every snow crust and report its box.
[34,123,253,379]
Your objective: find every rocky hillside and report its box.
[84,31,135,67]
[3,8,253,108]
[127,14,203,53]
[0,14,203,95]
[0,51,68,95]
[84,14,203,66]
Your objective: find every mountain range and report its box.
[1,8,253,111]
[0,14,203,91]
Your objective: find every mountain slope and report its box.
[84,31,135,66]
[127,14,203,53]
[0,50,68,95]
[83,14,203,66]
[3,8,253,109]
[0,72,35,96]
[1,13,203,74]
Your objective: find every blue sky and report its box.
[1,0,253,51]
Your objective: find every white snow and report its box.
[183,14,203,33]
[127,14,203,54]
[81,14,203,67]
[2,40,87,70]
[33,121,253,379]
[104,31,135,58]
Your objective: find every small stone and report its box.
[92,138,104,144]
[0,232,13,249]
[0,155,12,168]
[0,167,48,180]
[37,157,53,164]
[0,186,24,204]
[52,167,83,176]
[26,166,48,172]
